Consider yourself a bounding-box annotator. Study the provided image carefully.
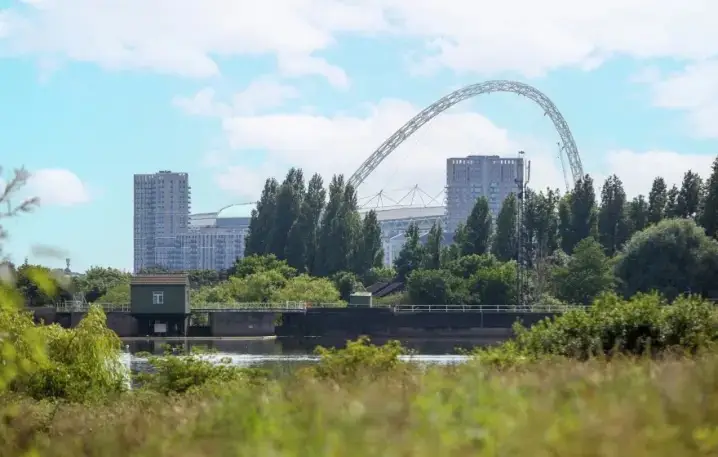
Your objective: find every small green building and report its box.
[130,274,190,336]
[349,292,373,307]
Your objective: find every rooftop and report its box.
[360,205,445,221]
[131,274,189,285]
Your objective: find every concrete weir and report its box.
[30,307,137,337]
[209,312,278,337]
[28,306,558,342]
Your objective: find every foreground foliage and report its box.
[4,353,718,456]
[475,292,718,365]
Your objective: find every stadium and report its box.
[188,79,585,268]
[188,188,446,268]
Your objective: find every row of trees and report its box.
[244,170,384,278]
[10,156,718,308]
[392,157,718,306]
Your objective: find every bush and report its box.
[308,336,406,382]
[17,306,127,402]
[486,293,718,360]
[137,346,267,395]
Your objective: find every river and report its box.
[120,336,487,372]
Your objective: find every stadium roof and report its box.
[360,205,445,221]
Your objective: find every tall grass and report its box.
[3,353,718,457]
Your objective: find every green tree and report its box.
[229,254,296,280]
[15,263,69,306]
[0,167,46,393]
[522,188,559,266]
[422,221,443,269]
[468,260,517,307]
[676,170,703,219]
[336,183,362,275]
[563,175,598,253]
[187,269,225,289]
[332,271,365,302]
[302,173,327,274]
[462,196,492,256]
[615,218,718,300]
[665,185,680,218]
[558,193,572,253]
[361,266,396,286]
[492,193,518,261]
[96,282,130,303]
[552,237,614,306]
[700,157,718,238]
[627,195,649,236]
[274,275,341,304]
[269,168,305,258]
[20,306,126,402]
[314,175,346,276]
[394,223,424,282]
[244,178,279,256]
[598,175,630,256]
[406,269,468,305]
[445,254,499,279]
[73,266,131,303]
[354,210,384,275]
[647,176,668,225]
[231,271,288,302]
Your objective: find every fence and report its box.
[392,304,574,313]
[52,302,573,314]
[55,302,131,313]
[191,302,308,312]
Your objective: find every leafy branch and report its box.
[0,167,39,257]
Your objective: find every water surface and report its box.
[122,336,485,370]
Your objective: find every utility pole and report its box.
[515,151,530,308]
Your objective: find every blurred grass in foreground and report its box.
[3,353,718,457]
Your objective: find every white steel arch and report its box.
[348,80,584,190]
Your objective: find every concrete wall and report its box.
[276,308,557,339]
[106,313,138,337]
[28,307,556,339]
[210,312,277,337]
[29,309,138,337]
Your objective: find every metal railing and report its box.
[51,302,573,314]
[55,302,131,313]
[392,304,574,313]
[191,302,307,312]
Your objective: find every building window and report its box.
[152,291,164,305]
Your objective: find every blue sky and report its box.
[1,0,716,272]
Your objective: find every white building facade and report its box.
[133,171,191,273]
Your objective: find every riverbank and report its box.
[120,335,278,342]
[121,335,503,357]
[5,353,718,457]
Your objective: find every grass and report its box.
[3,352,718,456]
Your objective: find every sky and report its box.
[1,0,717,272]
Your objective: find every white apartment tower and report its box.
[445,155,524,234]
[133,171,191,273]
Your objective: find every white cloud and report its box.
[597,150,715,198]
[5,1,718,139]
[0,0,381,85]
[383,0,718,77]
[24,168,91,207]
[211,99,715,204]
[648,59,718,139]
[2,0,716,81]
[173,78,300,117]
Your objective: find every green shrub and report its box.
[482,293,718,361]
[137,346,266,395]
[308,336,406,382]
[17,306,126,402]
